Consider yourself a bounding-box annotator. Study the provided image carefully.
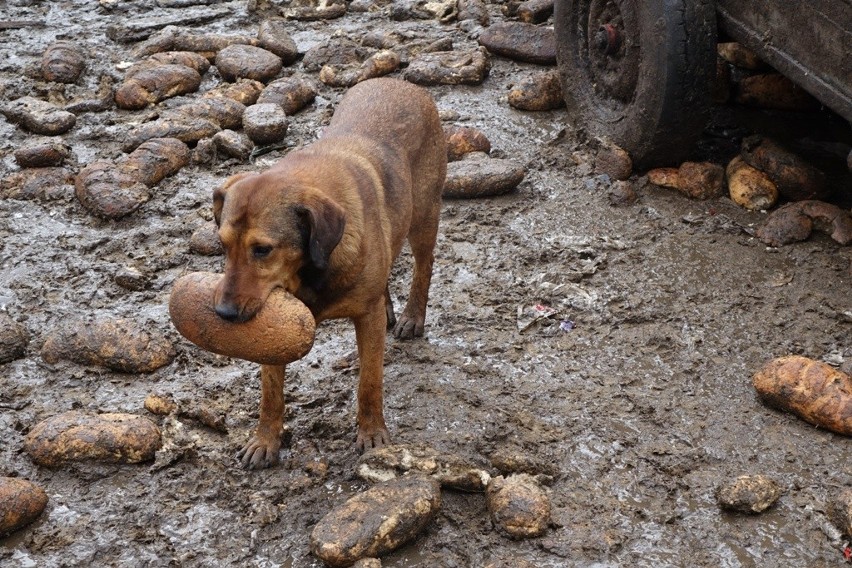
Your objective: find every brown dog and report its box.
[212,78,446,469]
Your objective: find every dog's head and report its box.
[212,171,346,323]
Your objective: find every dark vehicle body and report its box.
[554,0,852,166]
[717,0,852,123]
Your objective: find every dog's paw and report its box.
[236,436,281,469]
[392,315,424,340]
[355,426,391,452]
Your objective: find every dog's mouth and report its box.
[214,301,258,323]
[213,284,269,324]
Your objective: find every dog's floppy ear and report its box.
[296,197,346,271]
[213,173,252,227]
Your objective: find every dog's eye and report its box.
[252,245,273,259]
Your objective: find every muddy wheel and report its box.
[554,0,716,167]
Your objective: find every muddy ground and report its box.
[1,1,852,566]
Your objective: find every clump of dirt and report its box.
[1,0,851,566]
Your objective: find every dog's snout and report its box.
[215,302,242,322]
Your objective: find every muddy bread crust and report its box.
[169,271,315,365]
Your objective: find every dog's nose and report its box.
[215,303,241,322]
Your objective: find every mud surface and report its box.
[2,1,852,566]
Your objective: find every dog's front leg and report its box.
[354,299,391,450]
[237,364,286,469]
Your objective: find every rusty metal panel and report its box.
[717,0,852,122]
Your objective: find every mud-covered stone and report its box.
[115,64,202,110]
[752,356,852,434]
[319,50,399,88]
[756,201,852,247]
[726,156,778,211]
[676,162,725,200]
[75,161,151,218]
[507,70,564,111]
[516,0,553,24]
[169,272,314,365]
[133,25,259,59]
[114,266,149,291]
[172,97,246,130]
[358,443,492,491]
[14,139,71,168]
[144,393,178,416]
[736,74,820,112]
[649,162,725,200]
[123,115,222,152]
[24,411,162,468]
[716,474,782,513]
[1,167,74,201]
[478,22,556,65]
[242,103,288,144]
[0,477,48,536]
[204,78,265,105]
[257,18,300,64]
[1,96,76,136]
[828,488,852,538]
[282,0,347,20]
[486,474,551,538]
[443,154,525,198]
[41,40,86,83]
[215,44,283,83]
[0,313,30,364]
[489,446,558,478]
[740,136,828,202]
[310,476,441,567]
[213,129,254,160]
[303,37,371,72]
[444,126,491,161]
[594,140,632,181]
[608,180,638,207]
[41,316,175,372]
[123,137,191,187]
[189,221,224,255]
[125,51,211,79]
[458,0,489,25]
[257,75,317,115]
[717,42,763,70]
[404,48,490,86]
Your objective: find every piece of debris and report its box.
[486,474,551,538]
[735,74,820,112]
[726,155,778,210]
[444,126,491,161]
[756,201,852,246]
[716,474,783,513]
[443,154,525,198]
[740,136,828,201]
[1,96,76,136]
[357,443,492,491]
[507,70,564,111]
[25,411,162,467]
[753,355,852,435]
[647,161,725,200]
[0,478,48,536]
[478,22,556,65]
[403,48,490,86]
[310,476,441,567]
[41,316,175,373]
[215,44,283,82]
[41,41,86,83]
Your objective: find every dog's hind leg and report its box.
[393,213,438,339]
[384,284,396,330]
